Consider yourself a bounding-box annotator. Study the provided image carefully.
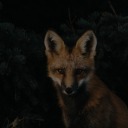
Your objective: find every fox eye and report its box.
[57,68,65,74]
[75,69,86,75]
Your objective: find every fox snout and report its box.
[61,76,87,95]
[61,79,86,95]
[65,87,73,95]
[61,83,78,95]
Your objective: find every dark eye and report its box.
[57,68,65,74]
[75,69,85,75]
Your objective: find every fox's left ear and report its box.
[75,30,97,58]
[44,30,65,55]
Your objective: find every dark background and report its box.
[0,0,128,128]
[0,0,128,32]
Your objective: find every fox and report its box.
[44,30,128,128]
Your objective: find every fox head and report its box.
[44,30,97,95]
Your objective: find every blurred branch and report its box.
[108,0,117,16]
[67,8,77,34]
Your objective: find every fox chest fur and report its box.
[56,76,118,128]
[44,30,128,128]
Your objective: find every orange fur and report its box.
[44,30,128,128]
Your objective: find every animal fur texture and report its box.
[44,30,128,128]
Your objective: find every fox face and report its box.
[44,30,97,95]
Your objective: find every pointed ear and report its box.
[44,30,65,54]
[75,30,97,58]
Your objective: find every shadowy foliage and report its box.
[0,12,128,128]
[0,23,63,128]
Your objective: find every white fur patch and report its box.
[51,76,61,86]
[78,79,86,87]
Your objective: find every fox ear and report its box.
[75,30,97,58]
[44,30,65,54]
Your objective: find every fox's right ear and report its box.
[44,30,65,55]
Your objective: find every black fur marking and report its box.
[82,34,94,56]
[48,37,56,52]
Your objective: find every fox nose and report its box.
[65,87,73,95]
